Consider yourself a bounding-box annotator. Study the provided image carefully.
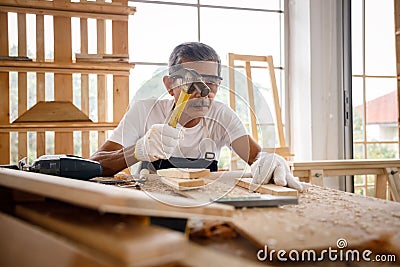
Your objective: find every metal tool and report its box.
[168,68,211,128]
[0,154,102,180]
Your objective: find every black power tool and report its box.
[0,155,102,180]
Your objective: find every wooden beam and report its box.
[0,168,234,219]
[36,14,45,157]
[0,60,133,76]
[16,202,186,266]
[54,13,73,155]
[81,17,90,158]
[18,13,27,160]
[97,17,107,146]
[0,122,118,132]
[245,61,258,143]
[0,0,136,21]
[0,212,116,267]
[0,11,9,164]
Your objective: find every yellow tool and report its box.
[168,68,210,128]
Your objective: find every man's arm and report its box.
[90,141,138,176]
[231,135,261,165]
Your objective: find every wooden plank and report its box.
[230,54,268,62]
[228,53,238,170]
[81,17,90,158]
[293,159,400,169]
[245,61,258,143]
[36,14,45,157]
[267,56,286,147]
[0,212,116,267]
[235,178,298,197]
[161,177,205,191]
[0,168,234,219]
[14,101,91,123]
[0,0,136,20]
[18,13,27,160]
[309,169,324,186]
[1,122,117,132]
[0,12,9,164]
[97,17,107,146]
[54,13,73,155]
[112,0,129,122]
[375,173,387,199]
[157,168,210,179]
[0,60,133,75]
[16,202,186,266]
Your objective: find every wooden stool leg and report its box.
[387,168,400,202]
[375,171,387,200]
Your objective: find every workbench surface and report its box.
[1,169,400,266]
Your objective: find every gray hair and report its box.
[168,42,221,76]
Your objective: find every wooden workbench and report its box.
[1,168,400,266]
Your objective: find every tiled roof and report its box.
[354,90,398,124]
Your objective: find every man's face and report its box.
[164,60,222,126]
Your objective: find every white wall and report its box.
[288,0,346,189]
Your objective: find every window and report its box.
[128,0,286,169]
[351,0,398,197]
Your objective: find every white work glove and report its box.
[251,152,307,192]
[134,124,183,162]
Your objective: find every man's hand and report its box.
[134,124,183,162]
[251,152,307,192]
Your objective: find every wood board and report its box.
[157,168,210,179]
[15,202,186,267]
[236,178,298,197]
[230,186,400,257]
[14,101,92,123]
[0,168,233,220]
[0,212,115,267]
[161,177,205,190]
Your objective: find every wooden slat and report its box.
[16,202,186,266]
[0,168,234,219]
[375,173,388,199]
[293,159,400,169]
[97,17,107,146]
[161,177,206,191]
[112,1,129,122]
[18,13,27,160]
[235,178,298,197]
[0,212,115,267]
[81,16,90,158]
[267,56,286,147]
[36,14,45,157]
[0,0,136,20]
[157,168,210,179]
[54,13,73,155]
[228,53,238,170]
[0,122,118,132]
[387,168,400,202]
[0,60,133,76]
[245,61,258,143]
[0,12,9,164]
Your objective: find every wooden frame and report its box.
[292,159,400,201]
[228,53,291,169]
[0,0,133,163]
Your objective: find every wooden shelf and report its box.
[0,0,136,21]
[0,60,134,76]
[0,122,118,132]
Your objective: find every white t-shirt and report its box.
[109,98,248,160]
